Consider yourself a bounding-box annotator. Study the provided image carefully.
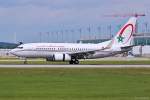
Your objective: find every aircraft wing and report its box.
[69,45,134,59]
[69,49,106,59]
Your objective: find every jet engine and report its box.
[46,54,71,61]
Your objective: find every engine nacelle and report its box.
[46,56,54,61]
[46,54,71,61]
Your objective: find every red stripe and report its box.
[118,24,134,44]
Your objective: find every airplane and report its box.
[10,17,137,64]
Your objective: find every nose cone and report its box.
[9,49,17,56]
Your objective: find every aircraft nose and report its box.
[9,49,17,56]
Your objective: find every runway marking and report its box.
[0,65,150,68]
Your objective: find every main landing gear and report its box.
[69,59,79,64]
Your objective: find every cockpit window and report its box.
[17,47,23,49]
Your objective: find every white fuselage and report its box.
[10,41,112,58]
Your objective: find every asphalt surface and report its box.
[0,64,150,68]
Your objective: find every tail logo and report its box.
[117,35,124,43]
[117,24,134,44]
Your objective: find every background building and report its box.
[77,33,150,46]
[0,42,18,57]
[133,33,150,45]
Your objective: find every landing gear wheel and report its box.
[69,60,74,64]
[23,59,27,64]
[69,59,79,64]
[74,60,79,64]
[24,60,27,64]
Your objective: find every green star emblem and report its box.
[117,35,124,43]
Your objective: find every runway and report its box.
[0,64,150,68]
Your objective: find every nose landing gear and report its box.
[24,59,27,64]
[20,57,27,64]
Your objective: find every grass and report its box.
[0,59,150,65]
[0,57,150,65]
[80,60,150,65]
[0,68,150,100]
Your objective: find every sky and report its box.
[0,0,149,43]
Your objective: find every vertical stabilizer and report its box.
[111,17,137,48]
